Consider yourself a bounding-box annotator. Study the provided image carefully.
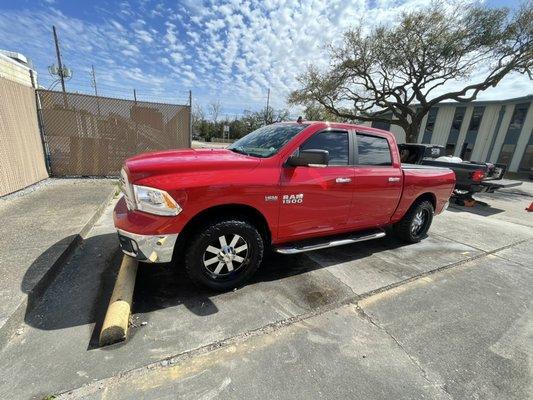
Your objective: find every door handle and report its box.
[336,177,352,183]
[388,177,400,182]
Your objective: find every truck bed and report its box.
[398,143,522,195]
[401,163,451,170]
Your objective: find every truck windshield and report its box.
[228,123,308,158]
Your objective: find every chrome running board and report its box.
[275,230,386,255]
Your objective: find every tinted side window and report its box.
[301,131,349,165]
[356,134,392,166]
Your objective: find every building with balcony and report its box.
[368,95,533,174]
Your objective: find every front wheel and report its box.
[184,218,264,291]
[393,200,434,243]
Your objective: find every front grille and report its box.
[120,168,136,210]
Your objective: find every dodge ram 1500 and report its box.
[114,121,456,290]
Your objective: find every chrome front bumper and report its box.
[117,229,178,263]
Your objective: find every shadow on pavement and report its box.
[22,231,409,348]
[133,234,408,314]
[22,234,121,348]
[447,203,505,216]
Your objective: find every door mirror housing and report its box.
[287,149,329,167]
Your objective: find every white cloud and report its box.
[110,19,124,31]
[137,29,153,43]
[186,30,200,43]
[175,0,532,112]
[181,70,197,81]
[0,0,531,114]
[170,52,183,63]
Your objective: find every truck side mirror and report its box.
[287,149,329,167]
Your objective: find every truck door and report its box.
[350,132,403,228]
[278,129,354,241]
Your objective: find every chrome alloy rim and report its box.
[411,210,428,236]
[203,234,249,277]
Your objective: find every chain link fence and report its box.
[37,89,191,176]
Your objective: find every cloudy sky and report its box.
[0,0,530,117]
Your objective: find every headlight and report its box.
[133,185,182,216]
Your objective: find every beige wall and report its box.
[0,77,48,196]
[0,53,36,87]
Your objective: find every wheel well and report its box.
[415,192,436,211]
[173,204,272,261]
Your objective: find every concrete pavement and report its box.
[63,253,533,400]
[0,183,531,399]
[0,178,116,348]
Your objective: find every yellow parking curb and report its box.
[99,255,138,346]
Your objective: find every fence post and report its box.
[189,90,192,147]
[34,90,52,175]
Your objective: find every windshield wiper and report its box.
[229,146,253,156]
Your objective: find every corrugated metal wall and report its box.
[0,77,48,197]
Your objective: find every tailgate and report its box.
[480,179,522,189]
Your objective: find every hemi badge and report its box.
[265,195,278,202]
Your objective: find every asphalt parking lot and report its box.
[0,183,532,399]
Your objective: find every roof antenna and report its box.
[297,116,303,124]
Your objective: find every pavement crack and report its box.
[490,252,533,270]
[58,238,529,398]
[354,304,453,399]
[431,232,487,253]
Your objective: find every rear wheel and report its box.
[185,218,264,291]
[393,200,434,243]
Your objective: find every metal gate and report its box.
[37,89,191,176]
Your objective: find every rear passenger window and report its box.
[356,134,392,166]
[301,131,349,165]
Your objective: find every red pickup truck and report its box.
[115,122,455,290]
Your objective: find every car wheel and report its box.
[185,218,264,291]
[393,200,434,243]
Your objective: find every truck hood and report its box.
[125,148,261,181]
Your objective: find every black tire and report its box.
[184,218,264,291]
[393,200,434,243]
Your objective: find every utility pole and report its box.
[90,65,98,96]
[90,65,101,116]
[189,90,192,147]
[132,89,138,150]
[52,25,66,92]
[265,87,270,125]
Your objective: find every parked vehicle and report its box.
[399,143,522,203]
[114,122,455,290]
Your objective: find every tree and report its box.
[274,108,291,123]
[302,101,347,122]
[260,106,291,125]
[192,103,205,134]
[190,104,294,142]
[289,2,532,142]
[209,100,221,123]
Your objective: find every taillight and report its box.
[471,169,485,182]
